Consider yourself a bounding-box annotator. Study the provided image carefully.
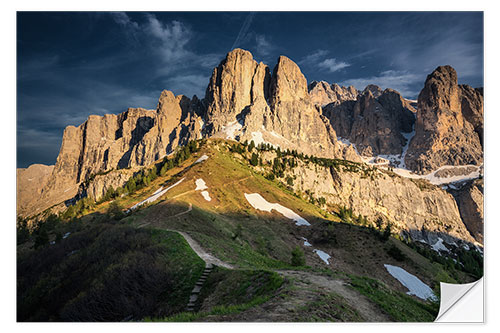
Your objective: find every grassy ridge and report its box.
[348,275,439,322]
[17,222,204,321]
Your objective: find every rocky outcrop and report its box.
[17,164,54,216]
[205,49,355,160]
[363,84,383,98]
[459,84,484,146]
[19,91,204,217]
[451,179,483,244]
[283,159,475,243]
[205,49,268,134]
[323,87,416,156]
[405,66,483,172]
[85,169,137,201]
[308,81,358,107]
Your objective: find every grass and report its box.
[292,292,364,322]
[147,267,284,322]
[146,296,271,322]
[17,221,204,321]
[348,275,439,322]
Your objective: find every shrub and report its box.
[291,246,305,266]
[107,201,125,220]
[387,245,406,261]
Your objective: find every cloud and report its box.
[110,12,139,29]
[255,34,273,56]
[317,58,350,73]
[340,70,422,98]
[298,50,329,66]
[140,15,192,64]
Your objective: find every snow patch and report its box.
[384,264,436,301]
[129,178,185,211]
[431,238,450,253]
[151,187,163,195]
[195,178,208,191]
[222,121,243,140]
[250,131,265,146]
[314,249,331,265]
[201,191,212,201]
[194,154,208,164]
[244,193,310,226]
[301,237,312,247]
[195,178,212,202]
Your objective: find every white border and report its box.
[3,1,498,332]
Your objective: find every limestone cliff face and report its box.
[323,87,416,156]
[308,81,358,107]
[284,160,475,243]
[405,66,483,172]
[85,169,137,201]
[450,179,484,244]
[17,164,54,216]
[205,49,354,160]
[21,92,203,217]
[205,49,269,134]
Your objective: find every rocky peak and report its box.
[323,87,415,156]
[363,84,383,98]
[269,55,308,104]
[308,81,358,107]
[377,88,416,133]
[405,65,483,172]
[205,48,262,133]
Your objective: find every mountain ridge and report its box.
[17,49,484,248]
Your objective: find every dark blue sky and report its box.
[17,11,483,168]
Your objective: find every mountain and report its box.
[16,49,484,248]
[405,66,483,172]
[308,81,358,107]
[322,87,416,156]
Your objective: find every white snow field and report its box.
[129,178,185,211]
[194,154,208,164]
[313,249,331,265]
[384,264,437,301]
[201,191,212,201]
[244,193,311,226]
[195,178,208,191]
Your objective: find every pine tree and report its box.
[250,152,259,166]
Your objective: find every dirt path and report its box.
[170,229,233,269]
[206,269,390,322]
[277,270,391,322]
